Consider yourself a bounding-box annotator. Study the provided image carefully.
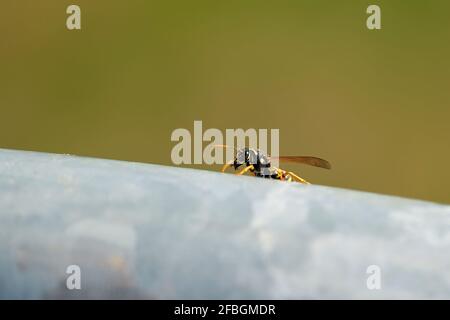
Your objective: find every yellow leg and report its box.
[237,165,254,175]
[274,168,284,180]
[221,160,234,173]
[287,171,310,184]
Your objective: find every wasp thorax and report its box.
[234,148,268,170]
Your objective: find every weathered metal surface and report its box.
[0,148,449,299]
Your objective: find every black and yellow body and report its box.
[221,148,312,184]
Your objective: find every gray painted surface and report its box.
[0,148,449,299]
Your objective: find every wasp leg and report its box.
[221,160,234,173]
[237,165,254,175]
[274,168,284,180]
[287,171,310,184]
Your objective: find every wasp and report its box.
[216,145,331,184]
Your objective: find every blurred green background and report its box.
[1,1,449,203]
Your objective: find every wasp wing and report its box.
[271,156,331,169]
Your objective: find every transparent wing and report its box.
[271,156,331,169]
